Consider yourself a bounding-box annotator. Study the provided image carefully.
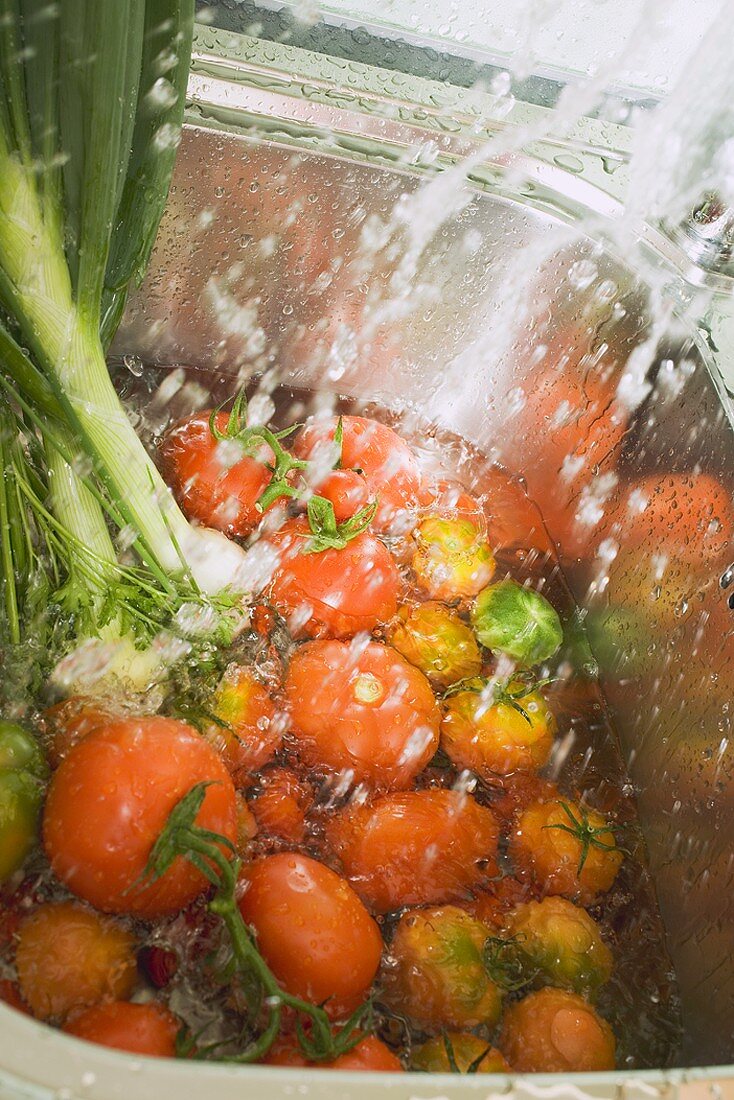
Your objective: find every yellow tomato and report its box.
[412,517,495,601]
[441,679,556,777]
[500,987,616,1071]
[388,602,482,689]
[509,798,623,905]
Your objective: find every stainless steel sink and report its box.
[1,24,732,1100]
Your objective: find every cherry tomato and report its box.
[383,906,503,1031]
[204,666,282,782]
[264,1034,403,1071]
[326,789,499,913]
[500,987,616,1071]
[509,797,623,905]
[43,717,238,918]
[15,902,137,1021]
[41,698,113,767]
[64,1001,180,1057]
[249,766,313,845]
[267,518,399,638]
[411,1033,509,1073]
[294,416,420,532]
[308,469,372,523]
[387,602,481,690]
[503,345,627,557]
[506,896,613,997]
[412,517,495,602]
[238,853,382,1017]
[159,411,275,537]
[441,680,556,778]
[286,640,440,790]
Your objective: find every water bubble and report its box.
[123,353,144,377]
[567,259,597,290]
[152,122,181,153]
[490,71,512,97]
[145,77,177,111]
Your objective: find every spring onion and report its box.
[0,0,250,698]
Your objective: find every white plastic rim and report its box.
[1,1003,734,1100]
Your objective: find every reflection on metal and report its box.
[116,111,734,1073]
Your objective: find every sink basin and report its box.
[1,26,732,1100]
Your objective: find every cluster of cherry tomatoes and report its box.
[0,403,626,1074]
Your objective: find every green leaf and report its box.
[302,497,377,555]
[333,415,344,469]
[64,1,144,322]
[100,0,194,346]
[137,780,213,886]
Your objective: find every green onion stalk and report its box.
[0,1,252,696]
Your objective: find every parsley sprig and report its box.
[137,783,371,1063]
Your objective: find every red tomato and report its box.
[506,351,627,557]
[267,518,399,638]
[286,641,439,790]
[159,411,275,537]
[43,717,238,918]
[294,416,420,531]
[249,766,313,845]
[238,853,382,1017]
[264,1034,403,1071]
[64,1002,179,1058]
[310,469,372,523]
[326,790,499,913]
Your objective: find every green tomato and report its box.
[388,602,481,690]
[382,906,503,1031]
[411,1032,509,1074]
[0,720,47,883]
[471,579,563,665]
[506,896,612,997]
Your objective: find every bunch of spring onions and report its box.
[0,1,251,704]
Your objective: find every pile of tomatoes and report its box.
[0,405,627,1074]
